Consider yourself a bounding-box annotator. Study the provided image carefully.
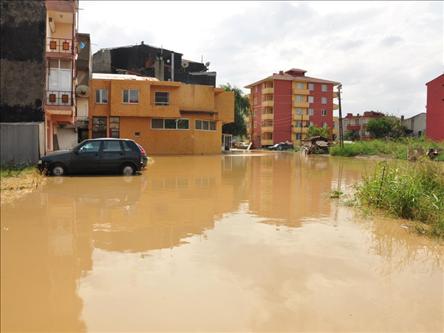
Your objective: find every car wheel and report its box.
[122,164,135,176]
[51,164,65,176]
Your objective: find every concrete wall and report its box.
[0,0,46,122]
[402,113,426,137]
[0,122,44,166]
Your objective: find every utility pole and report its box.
[337,84,344,148]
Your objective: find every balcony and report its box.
[262,87,274,94]
[293,113,308,120]
[293,88,309,95]
[261,139,273,146]
[46,90,73,106]
[46,37,73,56]
[293,101,309,108]
[261,113,273,120]
[292,126,309,133]
[262,100,274,107]
[261,126,273,132]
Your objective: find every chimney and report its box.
[401,115,404,121]
[279,70,284,75]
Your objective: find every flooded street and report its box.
[1,152,443,332]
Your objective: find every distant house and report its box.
[401,113,426,137]
[93,42,216,87]
[342,111,385,139]
[426,74,444,142]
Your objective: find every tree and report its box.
[220,83,250,137]
[307,125,329,138]
[367,116,407,139]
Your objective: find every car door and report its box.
[71,140,102,174]
[100,140,126,173]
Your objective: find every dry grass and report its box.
[0,167,45,205]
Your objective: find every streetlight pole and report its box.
[337,84,344,148]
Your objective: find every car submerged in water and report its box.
[38,138,146,176]
[267,141,294,151]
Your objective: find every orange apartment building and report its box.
[246,68,340,147]
[89,74,234,154]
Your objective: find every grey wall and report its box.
[1,122,44,166]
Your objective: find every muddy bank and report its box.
[0,168,45,205]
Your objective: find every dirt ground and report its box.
[0,168,45,205]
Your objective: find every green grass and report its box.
[330,138,444,160]
[0,166,37,179]
[356,160,444,237]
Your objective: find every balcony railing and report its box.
[46,90,73,106]
[47,37,73,54]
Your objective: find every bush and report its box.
[356,161,444,237]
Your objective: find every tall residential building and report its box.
[342,111,385,140]
[426,74,444,142]
[93,43,216,86]
[245,69,340,147]
[89,74,234,155]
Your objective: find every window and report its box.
[321,97,327,104]
[323,122,328,128]
[321,110,327,116]
[103,140,122,152]
[308,83,314,91]
[296,82,305,89]
[262,119,273,127]
[122,89,139,104]
[308,108,314,116]
[155,92,169,105]
[295,95,305,102]
[78,141,101,153]
[295,108,304,115]
[92,116,107,138]
[195,120,216,131]
[123,141,138,152]
[321,84,328,92]
[308,96,314,103]
[295,121,303,127]
[151,118,189,130]
[109,117,120,138]
[295,133,302,140]
[96,89,108,104]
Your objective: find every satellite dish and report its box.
[75,85,89,97]
[181,60,189,68]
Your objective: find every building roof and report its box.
[426,73,444,86]
[245,69,340,88]
[92,73,159,81]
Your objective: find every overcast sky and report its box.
[79,1,443,117]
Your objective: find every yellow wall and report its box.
[89,79,234,155]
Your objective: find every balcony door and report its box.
[47,59,72,105]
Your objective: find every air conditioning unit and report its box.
[75,85,89,97]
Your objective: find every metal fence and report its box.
[0,122,45,167]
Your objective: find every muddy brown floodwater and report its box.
[1,153,443,332]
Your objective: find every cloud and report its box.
[79,1,443,117]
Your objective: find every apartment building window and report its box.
[296,82,305,89]
[295,95,305,102]
[155,92,169,105]
[321,97,327,104]
[262,107,273,114]
[295,133,302,140]
[323,122,328,128]
[92,116,107,138]
[262,132,272,140]
[122,89,139,104]
[309,121,314,127]
[308,96,314,103]
[295,120,303,128]
[109,117,120,138]
[96,89,108,104]
[308,83,314,91]
[152,118,189,130]
[261,119,273,127]
[196,120,217,131]
[321,84,328,92]
[295,108,304,115]
[308,108,314,116]
[321,110,327,116]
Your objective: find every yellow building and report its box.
[89,74,234,155]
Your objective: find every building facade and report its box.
[89,74,234,155]
[426,74,444,142]
[245,69,340,147]
[93,43,216,86]
[401,113,426,137]
[342,111,385,140]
